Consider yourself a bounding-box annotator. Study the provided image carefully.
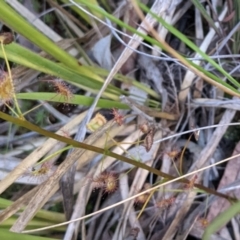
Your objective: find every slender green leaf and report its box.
[203,200,240,240]
[60,0,92,24]
[0,198,65,223]
[0,229,59,240]
[0,43,118,99]
[73,1,240,96]
[138,2,240,90]
[0,1,110,87]
[1,218,65,230]
[232,0,240,53]
[0,1,78,70]
[191,0,221,35]
[16,92,128,109]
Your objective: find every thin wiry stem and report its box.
[154,122,240,144]
[22,150,240,234]
[69,0,240,64]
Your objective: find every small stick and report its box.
[120,95,178,121]
[120,95,154,122]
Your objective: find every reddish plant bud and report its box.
[166,149,182,161]
[112,108,124,126]
[156,197,175,209]
[184,175,198,190]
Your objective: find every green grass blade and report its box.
[0,42,163,104]
[191,61,240,93]
[191,0,221,35]
[203,200,240,240]
[0,1,111,85]
[138,2,240,90]
[60,0,93,24]
[72,1,240,95]
[0,2,79,70]
[232,0,240,53]
[0,43,119,99]
[1,218,65,231]
[16,92,128,109]
[0,229,59,240]
[0,198,65,223]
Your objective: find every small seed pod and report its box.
[184,175,198,190]
[102,172,118,194]
[143,128,155,152]
[112,108,124,126]
[134,183,151,205]
[0,70,15,104]
[166,149,181,161]
[0,32,14,45]
[198,217,208,228]
[139,122,150,134]
[134,192,149,205]
[156,197,175,209]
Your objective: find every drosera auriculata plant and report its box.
[111,108,124,126]
[0,32,23,118]
[21,161,57,184]
[197,217,209,228]
[41,77,74,104]
[91,171,119,194]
